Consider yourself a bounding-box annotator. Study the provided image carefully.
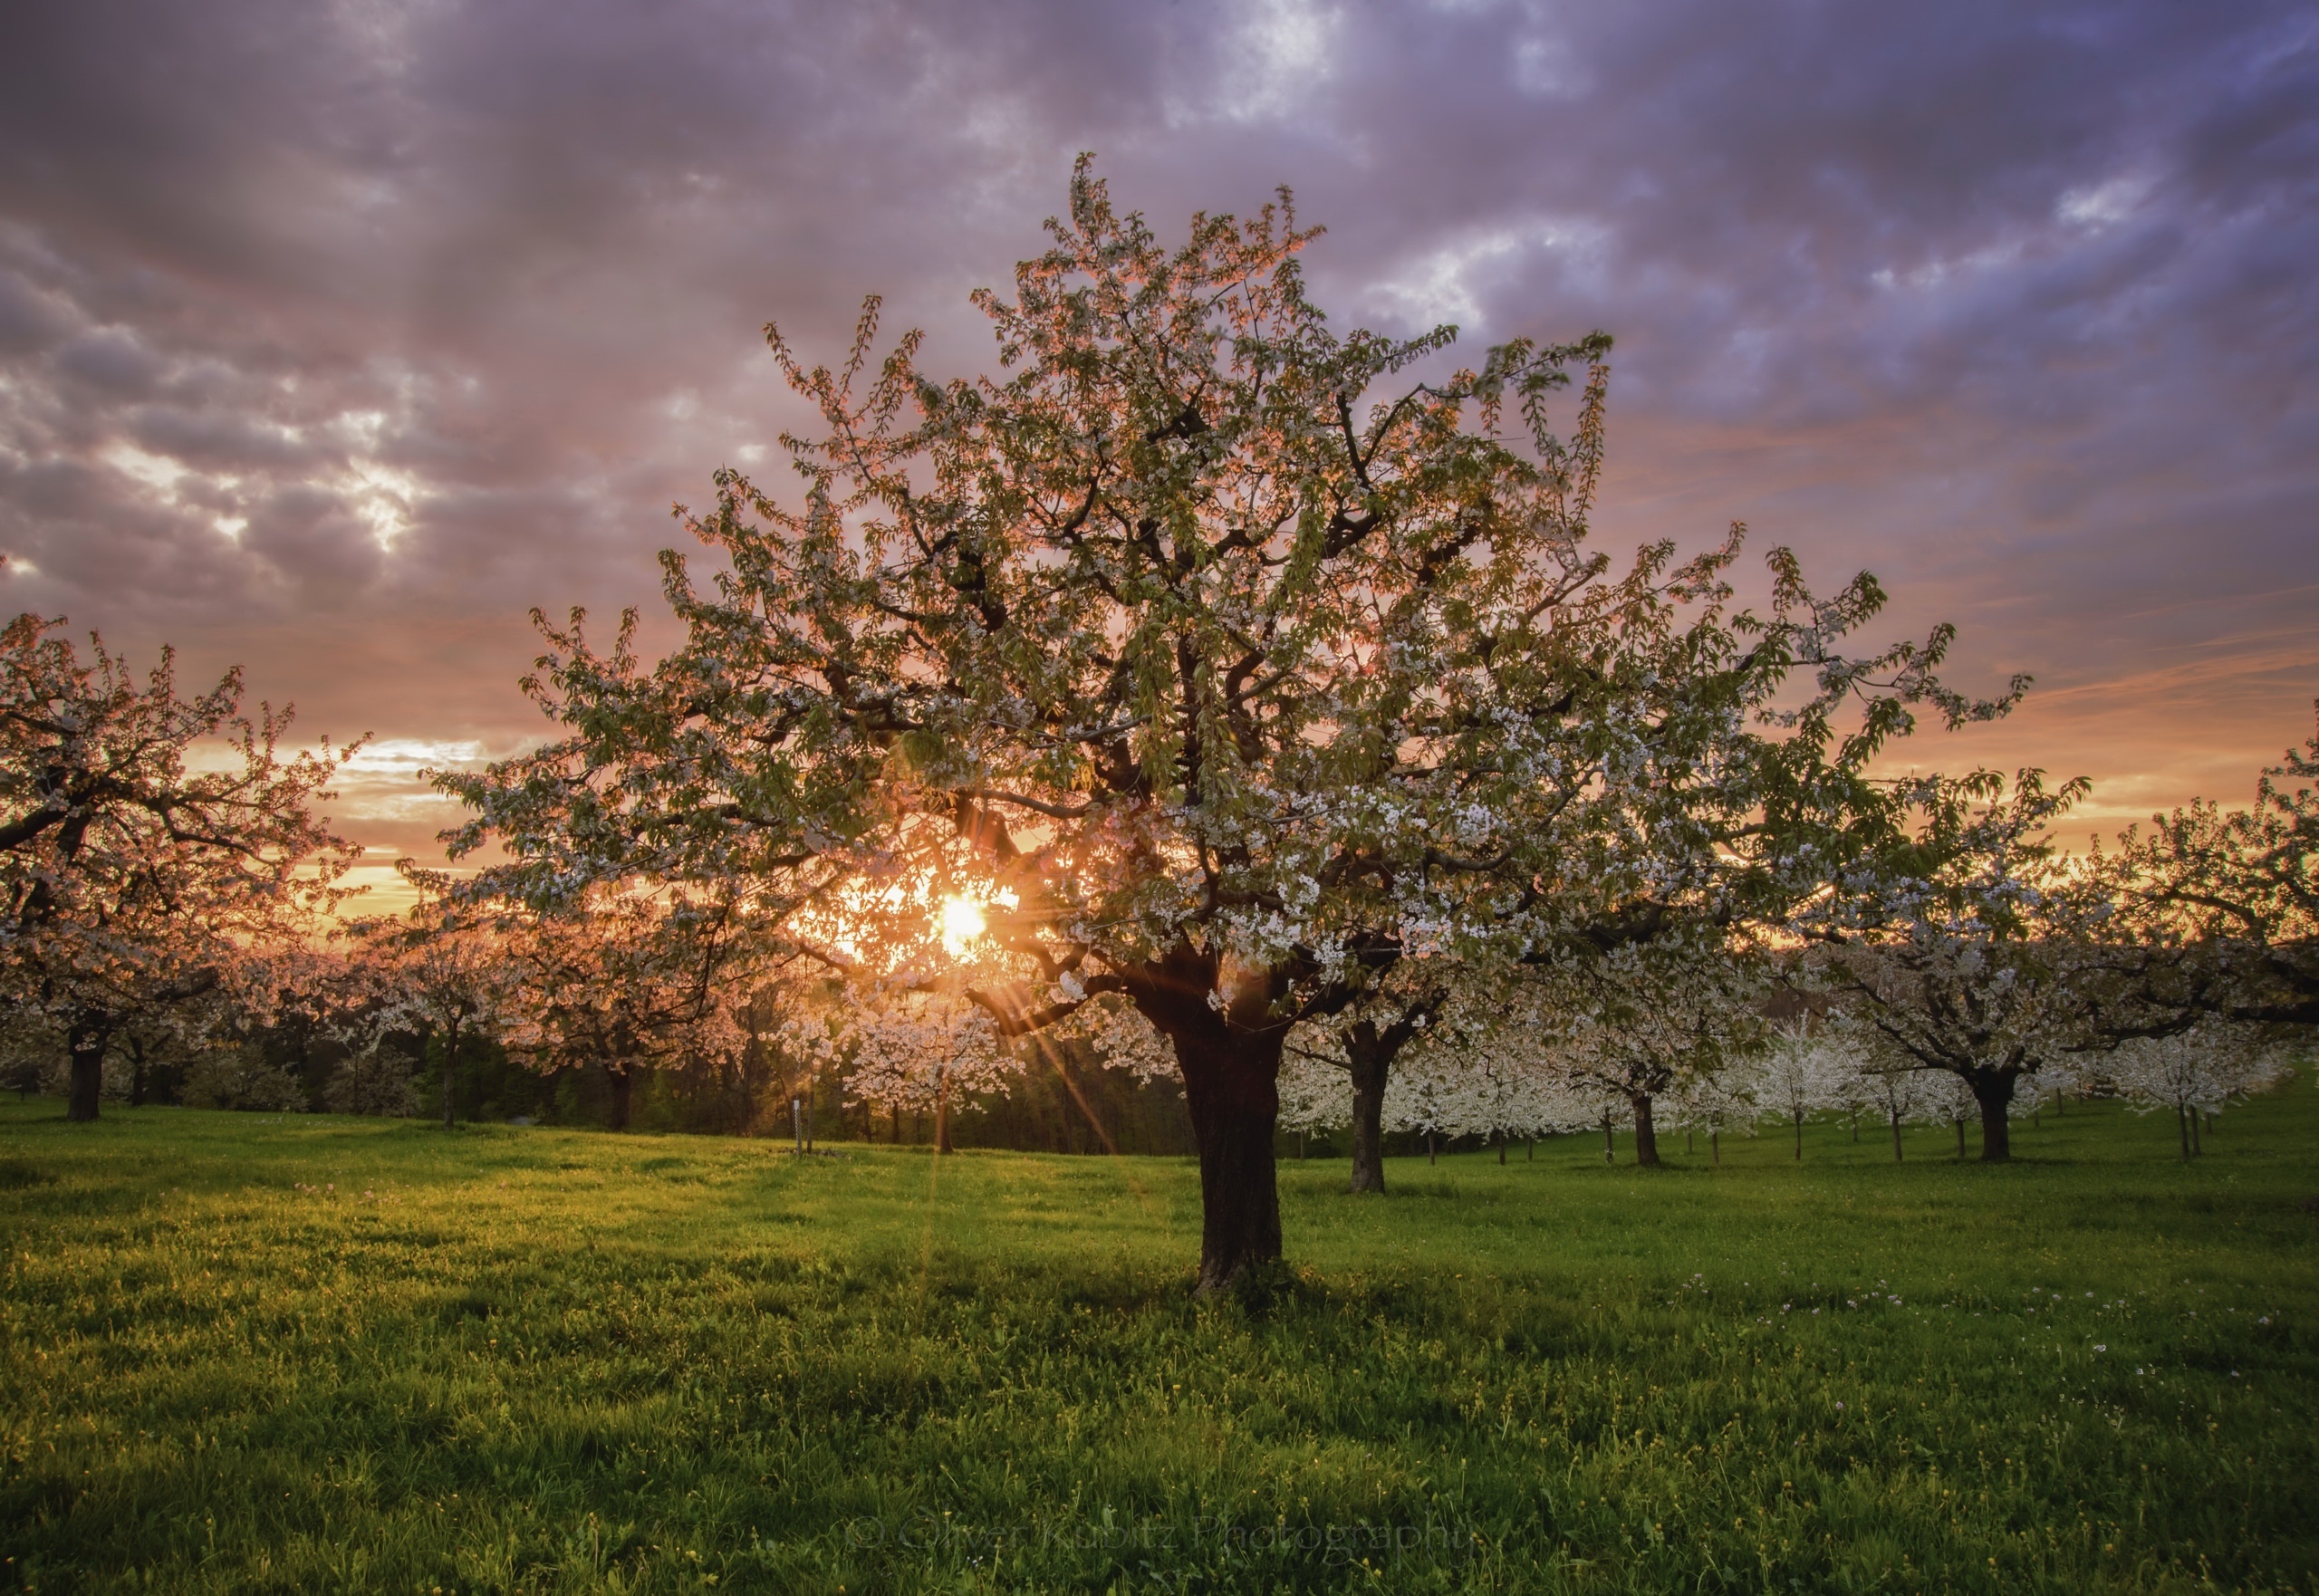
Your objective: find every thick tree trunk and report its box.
[607,1064,633,1131]
[1601,1110,1614,1165]
[1427,1130,1437,1166]
[1710,1128,1720,1166]
[1345,1024,1390,1195]
[1968,1071,2016,1162]
[1793,1110,1804,1161]
[1138,978,1284,1292]
[1525,1138,1534,1161]
[1890,1107,1904,1162]
[1115,944,1296,1294]
[66,1010,111,1123]
[1177,1033,1284,1293]
[1497,1135,1506,1166]
[2189,1107,2202,1157]
[1631,1092,1660,1168]
[2177,1104,2192,1160]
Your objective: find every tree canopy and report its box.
[0,614,359,1120]
[2099,709,2319,1028]
[444,163,2019,1287]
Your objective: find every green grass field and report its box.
[2,1089,2314,1594]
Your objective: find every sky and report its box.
[1,0,2314,913]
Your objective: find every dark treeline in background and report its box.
[5,1020,1539,1159]
[6,1016,1533,1160]
[3,1016,1220,1155]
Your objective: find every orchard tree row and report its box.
[0,635,2290,1168]
[5,166,2310,1290]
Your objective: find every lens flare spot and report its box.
[940,896,986,953]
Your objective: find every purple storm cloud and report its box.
[2,0,2313,898]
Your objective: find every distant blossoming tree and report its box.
[1830,1031,1939,1162]
[2106,1020,2292,1159]
[1534,940,1766,1168]
[1664,1059,1758,1166]
[0,614,360,1120]
[342,863,512,1130]
[495,888,749,1131]
[1276,957,1463,1191]
[1279,973,1612,1168]
[843,985,1019,1153]
[1747,1015,1853,1161]
[1804,771,2101,1161]
[2094,707,2319,1032]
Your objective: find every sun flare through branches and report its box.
[939,896,987,957]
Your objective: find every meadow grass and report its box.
[1,1088,2314,1594]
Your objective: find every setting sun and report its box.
[939,895,986,954]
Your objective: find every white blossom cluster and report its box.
[2101,1022,2295,1124]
